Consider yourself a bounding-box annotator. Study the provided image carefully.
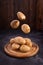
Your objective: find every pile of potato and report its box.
[10,36,32,52]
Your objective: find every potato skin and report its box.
[20,45,30,52]
[12,43,20,50]
[10,20,20,29]
[14,36,26,45]
[21,24,30,34]
[17,12,26,20]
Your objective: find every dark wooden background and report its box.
[0,0,43,30]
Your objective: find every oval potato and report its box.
[20,45,30,52]
[25,38,32,47]
[21,24,30,34]
[14,36,26,45]
[17,12,26,20]
[10,20,20,29]
[12,43,20,50]
[10,38,15,44]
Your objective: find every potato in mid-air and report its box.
[14,36,26,45]
[20,45,30,52]
[21,24,30,34]
[12,43,20,50]
[17,12,26,20]
[10,20,20,29]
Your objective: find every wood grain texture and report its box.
[0,0,43,30]
[36,0,43,30]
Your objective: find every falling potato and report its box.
[20,45,30,52]
[14,36,26,45]
[17,12,26,20]
[12,43,20,50]
[10,20,20,29]
[21,24,30,34]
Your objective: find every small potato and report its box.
[20,45,30,52]
[17,12,26,20]
[25,38,32,47]
[21,24,30,34]
[10,20,20,29]
[10,38,15,44]
[12,43,20,50]
[14,36,26,45]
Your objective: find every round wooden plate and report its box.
[4,42,39,58]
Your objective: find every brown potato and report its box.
[10,20,20,29]
[25,38,32,47]
[14,36,26,45]
[21,24,30,34]
[17,12,26,20]
[10,38,15,44]
[12,43,20,50]
[20,45,30,52]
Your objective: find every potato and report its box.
[12,43,20,50]
[10,20,20,29]
[14,36,26,45]
[20,45,30,52]
[21,24,30,34]
[25,38,32,47]
[17,12,26,20]
[10,38,15,44]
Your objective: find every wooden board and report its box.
[4,42,39,58]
